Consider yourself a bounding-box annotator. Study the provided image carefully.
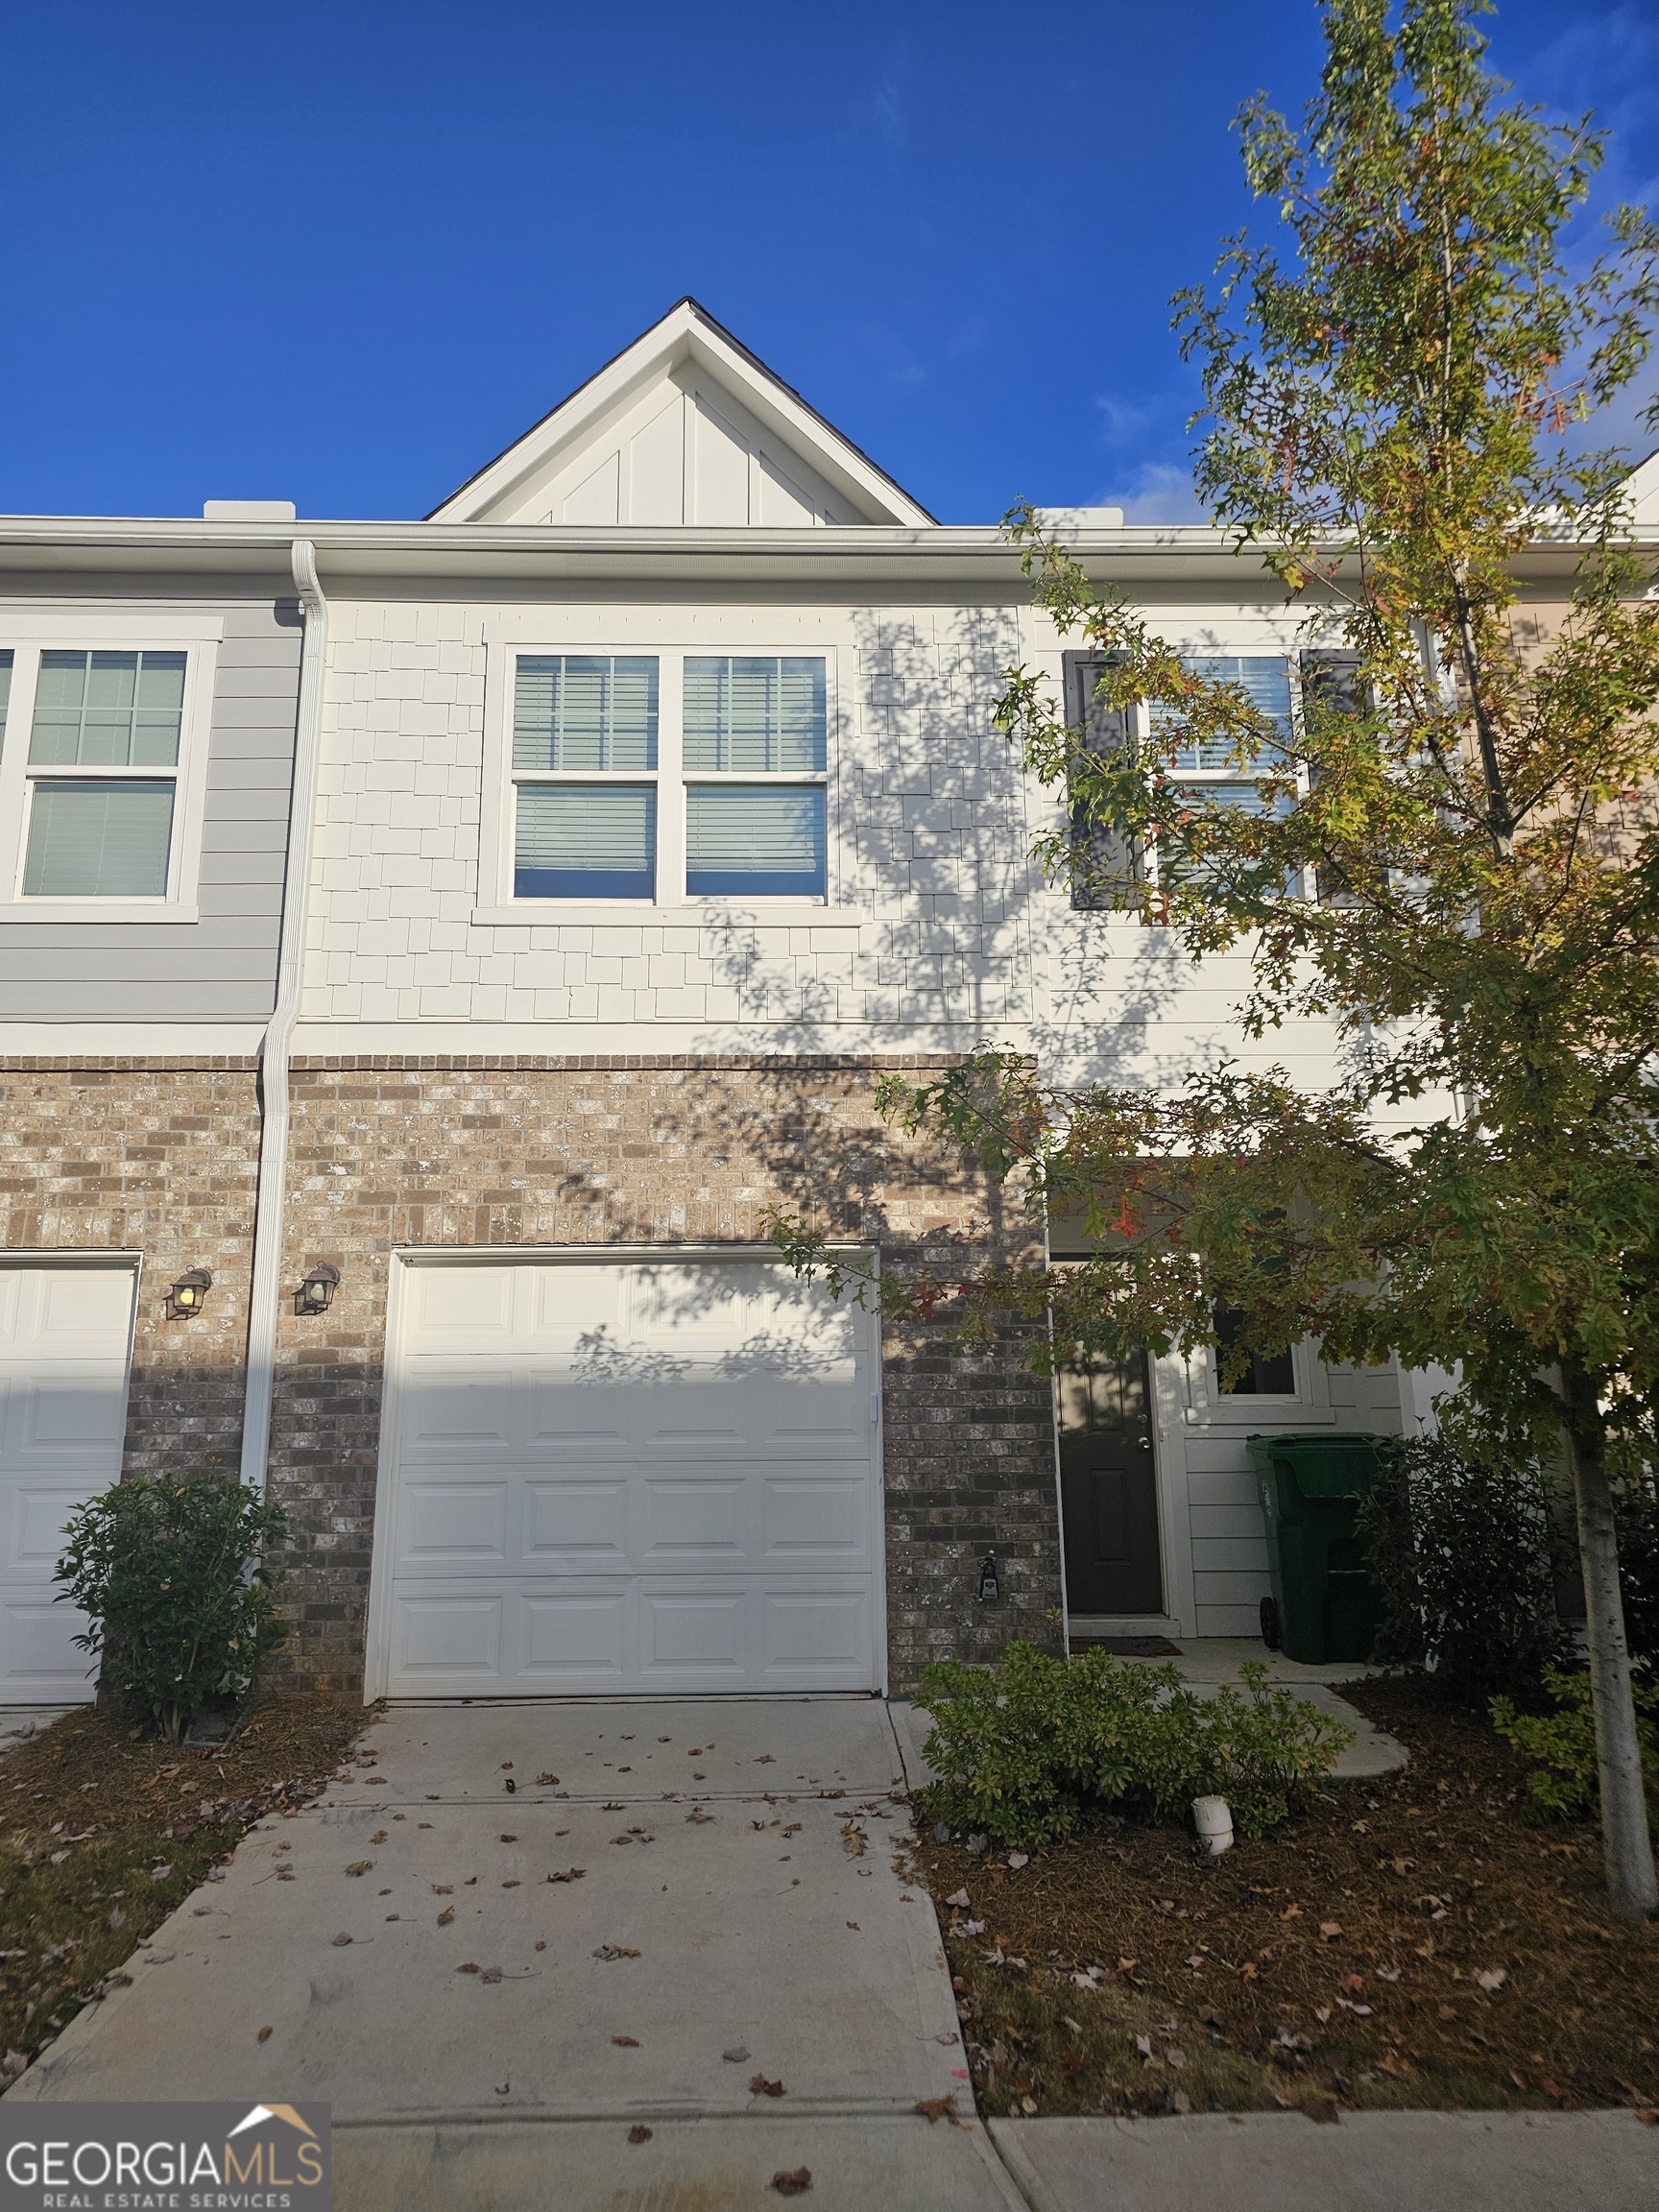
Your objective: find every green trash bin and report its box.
[1247,1431,1386,1664]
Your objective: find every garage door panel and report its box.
[398,1364,517,1455]
[521,1479,631,1566]
[640,1477,747,1565]
[392,1591,507,1680]
[4,1482,104,1584]
[36,1269,137,1347]
[759,1586,872,1681]
[395,1478,510,1576]
[639,1587,748,1676]
[381,1258,879,1696]
[0,1596,95,1696]
[760,1474,868,1564]
[405,1264,516,1344]
[2,1366,131,1465]
[520,1584,630,1680]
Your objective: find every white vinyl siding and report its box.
[17,650,187,900]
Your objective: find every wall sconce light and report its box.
[296,1262,340,1316]
[977,1552,1000,1604]
[165,1268,212,1320]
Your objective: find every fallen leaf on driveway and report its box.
[345,1862,373,1877]
[685,1809,713,1824]
[504,1780,516,1793]
[611,1837,634,1846]
[722,2046,750,2063]
[331,1935,352,1948]
[437,1909,454,1927]
[457,1962,479,1974]
[371,1832,388,1844]
[751,2074,784,2098]
[592,1944,640,1960]
[915,2096,958,2125]
[603,1801,626,1811]
[547,1869,587,1884]
[432,1885,453,1895]
[536,1773,560,1787]
[256,2026,273,2043]
[612,2034,639,2047]
[846,1922,859,1932]
[755,1755,776,1765]
[773,2170,811,2197]
[481,1967,503,1984]
[499,1834,517,1843]
[628,2125,653,2144]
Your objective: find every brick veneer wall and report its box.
[270,1055,1063,1693]
[0,1059,261,1478]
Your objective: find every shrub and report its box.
[1359,1435,1570,1697]
[1491,1665,1659,1827]
[56,1474,289,1743]
[915,1641,1352,1847]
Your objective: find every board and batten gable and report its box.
[0,584,301,1021]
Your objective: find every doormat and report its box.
[1072,1635,1184,1657]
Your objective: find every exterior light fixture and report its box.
[164,1268,212,1320]
[977,1552,1000,1603]
[296,1262,340,1316]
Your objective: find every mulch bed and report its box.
[0,1692,369,2078]
[914,1676,1659,2122]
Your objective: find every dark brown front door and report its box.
[1058,1352,1164,1615]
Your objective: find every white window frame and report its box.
[474,632,847,926]
[1182,1334,1334,1430]
[1136,651,1310,899]
[0,612,222,924]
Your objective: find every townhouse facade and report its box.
[0,301,1624,1705]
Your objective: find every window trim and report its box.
[0,614,222,924]
[478,632,842,917]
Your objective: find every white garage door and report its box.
[0,1263,136,1702]
[374,1257,882,1697]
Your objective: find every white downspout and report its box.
[239,539,328,1489]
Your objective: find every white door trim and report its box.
[363,1243,884,1704]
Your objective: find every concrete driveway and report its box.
[8,1695,1024,2210]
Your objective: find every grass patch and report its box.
[0,1691,368,2075]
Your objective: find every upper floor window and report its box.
[502,650,829,906]
[0,636,213,917]
[22,651,186,897]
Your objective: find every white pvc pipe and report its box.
[1192,1794,1234,1855]
[237,539,328,1490]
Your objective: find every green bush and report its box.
[1359,1435,1571,1696]
[1491,1664,1659,1827]
[915,1641,1352,1847]
[56,1475,289,1743]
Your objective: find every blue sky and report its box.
[1,1,1654,524]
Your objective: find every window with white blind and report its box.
[501,650,830,905]
[1149,654,1302,895]
[511,656,659,899]
[0,637,213,915]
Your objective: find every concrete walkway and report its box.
[994,2109,1659,2212]
[8,1696,1024,2210]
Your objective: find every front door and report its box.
[1057,1351,1163,1616]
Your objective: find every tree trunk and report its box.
[1561,1364,1658,1921]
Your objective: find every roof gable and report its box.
[427,299,935,527]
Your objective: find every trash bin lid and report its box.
[1245,1431,1385,1500]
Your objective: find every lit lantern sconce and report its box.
[164,1268,212,1320]
[296,1262,341,1317]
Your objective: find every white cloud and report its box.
[1093,460,1207,524]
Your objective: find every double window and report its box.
[507,652,829,904]
[0,642,205,909]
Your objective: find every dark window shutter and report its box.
[1062,651,1138,909]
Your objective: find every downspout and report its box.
[239,539,328,1489]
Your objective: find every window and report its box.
[1151,655,1302,897]
[1213,1306,1297,1395]
[20,650,186,898]
[500,649,830,905]
[511,656,659,898]
[684,657,826,898]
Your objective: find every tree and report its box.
[774,0,1659,1916]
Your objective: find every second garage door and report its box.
[373,1255,882,1697]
